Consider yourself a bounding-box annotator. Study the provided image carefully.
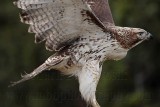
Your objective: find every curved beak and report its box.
[147,32,153,40]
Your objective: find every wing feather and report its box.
[85,0,114,25]
[14,0,111,51]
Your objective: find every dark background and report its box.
[0,0,160,107]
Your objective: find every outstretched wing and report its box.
[14,0,113,51]
[85,0,114,26]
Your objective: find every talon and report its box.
[21,73,24,78]
[21,71,28,77]
[24,71,28,75]
[8,81,17,87]
[9,63,48,87]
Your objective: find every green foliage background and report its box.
[0,0,160,107]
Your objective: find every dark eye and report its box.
[139,32,144,35]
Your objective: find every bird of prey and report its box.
[11,0,152,107]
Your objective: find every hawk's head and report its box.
[110,27,152,49]
[128,28,152,49]
[132,28,152,40]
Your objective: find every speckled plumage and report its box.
[11,0,152,107]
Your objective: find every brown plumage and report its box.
[86,0,114,25]
[10,0,152,107]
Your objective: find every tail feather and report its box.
[9,63,49,87]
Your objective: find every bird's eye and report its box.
[139,32,144,36]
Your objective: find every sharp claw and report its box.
[21,73,24,78]
[8,81,17,87]
[8,63,48,87]
[24,71,28,74]
[21,71,28,77]
[9,76,29,87]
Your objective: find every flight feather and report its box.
[13,0,113,51]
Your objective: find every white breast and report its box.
[106,47,128,60]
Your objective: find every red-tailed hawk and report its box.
[10,0,152,107]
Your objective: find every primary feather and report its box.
[14,0,106,51]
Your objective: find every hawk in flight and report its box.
[11,0,152,107]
